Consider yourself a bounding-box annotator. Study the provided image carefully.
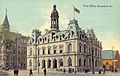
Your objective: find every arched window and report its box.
[29,59,32,66]
[59,59,63,66]
[43,48,45,55]
[89,59,91,66]
[95,48,97,56]
[84,45,86,53]
[68,43,72,53]
[42,60,46,69]
[38,48,40,55]
[29,48,32,56]
[71,31,74,35]
[53,59,57,68]
[79,43,82,53]
[79,58,81,66]
[47,59,51,68]
[68,57,72,66]
[84,59,86,66]
[54,50,56,54]
[48,48,51,54]
[95,60,97,66]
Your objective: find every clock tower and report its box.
[50,5,59,32]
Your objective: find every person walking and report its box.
[14,69,19,76]
[29,69,33,76]
[103,65,106,74]
[43,68,46,76]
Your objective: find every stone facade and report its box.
[27,5,102,72]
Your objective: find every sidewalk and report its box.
[4,70,120,76]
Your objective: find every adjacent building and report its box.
[0,12,29,69]
[27,5,102,72]
[101,50,120,70]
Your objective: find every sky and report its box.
[0,0,120,51]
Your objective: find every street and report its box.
[1,70,120,76]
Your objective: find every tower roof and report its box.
[51,4,59,17]
[2,14,9,26]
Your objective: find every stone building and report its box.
[27,5,102,72]
[0,12,29,69]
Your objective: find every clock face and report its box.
[70,26,73,29]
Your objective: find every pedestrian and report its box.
[14,69,16,76]
[103,65,106,74]
[29,69,33,76]
[115,69,117,73]
[63,69,66,73]
[74,70,77,74]
[14,69,19,76]
[43,68,46,76]
[98,69,101,74]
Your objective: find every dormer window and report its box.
[56,35,58,39]
[45,37,47,41]
[71,31,74,35]
[68,43,72,53]
[62,34,65,38]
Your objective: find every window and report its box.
[62,34,65,38]
[60,50,62,53]
[48,38,50,42]
[68,57,72,66]
[84,45,86,53]
[79,44,81,53]
[71,31,74,35]
[45,37,47,41]
[38,49,40,55]
[13,50,15,54]
[43,49,45,55]
[29,48,32,56]
[56,35,58,39]
[80,34,82,40]
[47,60,51,68]
[29,59,32,66]
[42,60,46,69]
[59,59,63,66]
[89,48,91,54]
[68,43,72,53]
[48,48,51,54]
[43,39,44,43]
[89,59,91,66]
[79,58,81,66]
[53,59,57,68]
[54,50,56,54]
[60,36,62,41]
[95,60,97,66]
[84,59,86,66]
[95,48,97,56]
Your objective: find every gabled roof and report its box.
[102,50,118,59]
